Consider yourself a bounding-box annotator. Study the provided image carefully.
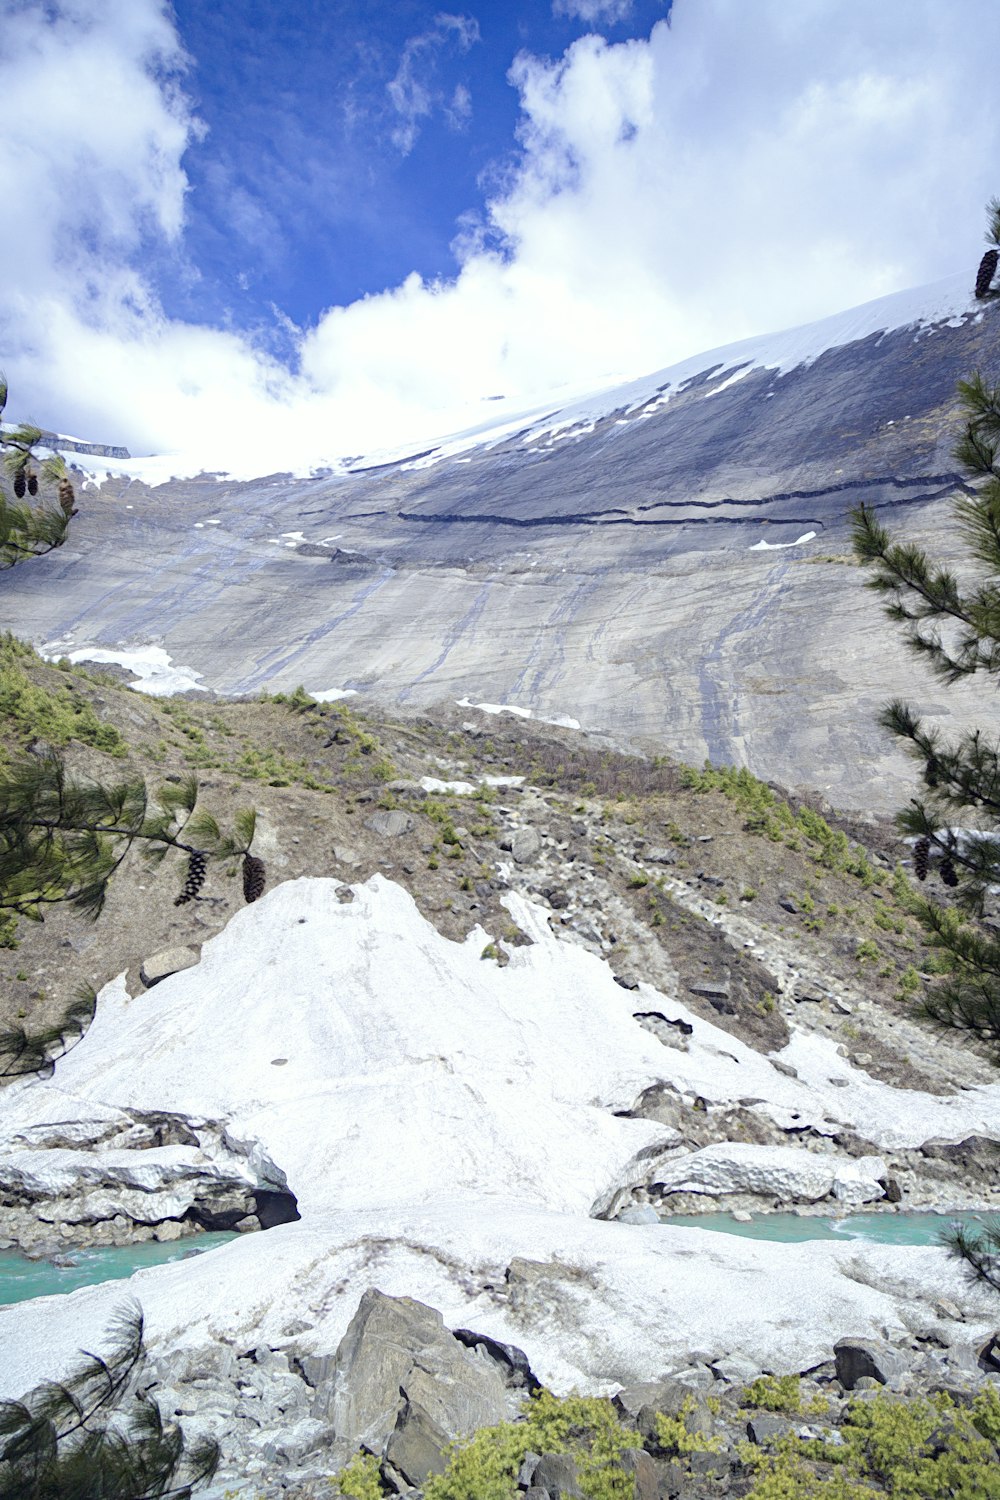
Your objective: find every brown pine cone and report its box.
[243,853,266,903]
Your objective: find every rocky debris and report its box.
[139,945,199,988]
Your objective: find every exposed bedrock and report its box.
[6,294,998,809]
[0,1104,300,1252]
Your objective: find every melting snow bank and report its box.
[1,877,999,1472]
[749,530,817,551]
[39,642,206,696]
[458,696,582,730]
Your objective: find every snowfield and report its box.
[1,875,998,1404]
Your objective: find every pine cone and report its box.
[13,470,25,499]
[925,757,939,789]
[26,470,38,497]
[913,837,930,881]
[242,853,266,904]
[940,855,959,889]
[175,849,208,906]
[976,249,999,299]
[58,477,76,516]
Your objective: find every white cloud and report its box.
[387,12,480,155]
[553,0,635,24]
[3,0,1000,475]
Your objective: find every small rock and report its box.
[152,1220,185,1243]
[364,811,413,838]
[333,845,362,866]
[853,1052,873,1067]
[731,1210,753,1224]
[140,946,199,988]
[934,1298,963,1322]
[771,1059,798,1079]
[618,1206,660,1225]
[530,1452,581,1498]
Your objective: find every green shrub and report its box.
[335,1452,385,1500]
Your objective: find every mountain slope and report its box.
[3,269,996,808]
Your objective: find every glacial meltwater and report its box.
[0,1233,238,1306]
[662,1210,994,1246]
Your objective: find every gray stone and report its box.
[834,1339,908,1389]
[364,811,413,838]
[746,1413,795,1445]
[771,1059,798,1079]
[260,1417,331,1463]
[384,1399,450,1487]
[333,845,362,867]
[140,946,199,988]
[645,848,677,865]
[620,1448,658,1500]
[316,1290,515,1453]
[511,828,542,863]
[152,1219,184,1242]
[530,1452,581,1498]
[518,1452,542,1486]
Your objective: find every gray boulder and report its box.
[315,1289,516,1455]
[530,1452,581,1499]
[384,1398,451,1487]
[364,811,413,838]
[834,1338,908,1389]
[510,827,542,863]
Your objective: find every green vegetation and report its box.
[0,635,126,757]
[743,1387,1000,1498]
[0,378,77,569]
[679,762,876,883]
[417,1392,638,1500]
[742,1374,824,1416]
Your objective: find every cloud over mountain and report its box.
[2,0,999,472]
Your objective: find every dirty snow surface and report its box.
[1,876,998,1400]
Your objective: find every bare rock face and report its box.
[6,282,997,810]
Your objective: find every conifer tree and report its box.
[0,1302,219,1498]
[0,378,77,568]
[852,365,1000,1049]
[0,754,261,922]
[852,244,1000,1291]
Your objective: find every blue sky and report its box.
[3,0,1000,471]
[166,0,669,339]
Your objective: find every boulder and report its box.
[364,811,413,838]
[834,1338,908,1389]
[511,828,542,864]
[384,1398,451,1487]
[315,1290,515,1454]
[530,1452,581,1498]
[745,1413,795,1445]
[140,946,199,988]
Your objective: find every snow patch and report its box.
[749,530,817,551]
[40,642,206,696]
